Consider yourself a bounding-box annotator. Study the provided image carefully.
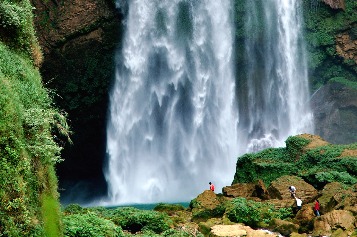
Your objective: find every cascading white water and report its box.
[105,0,238,204]
[105,0,314,205]
[237,0,314,152]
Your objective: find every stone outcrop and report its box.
[311,81,357,144]
[267,175,318,203]
[294,205,316,226]
[222,180,269,200]
[322,0,345,10]
[336,33,357,64]
[189,190,228,222]
[312,210,356,236]
[210,224,281,237]
[270,219,299,236]
[31,0,119,54]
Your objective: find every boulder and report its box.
[210,224,281,237]
[267,175,318,202]
[295,204,316,224]
[223,183,256,198]
[190,191,227,222]
[294,205,315,233]
[290,233,308,237]
[319,183,357,214]
[312,210,355,236]
[222,180,270,200]
[270,219,299,236]
[319,182,346,213]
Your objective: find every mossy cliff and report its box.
[233,134,357,187]
[0,0,69,235]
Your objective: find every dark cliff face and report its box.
[311,81,357,144]
[31,0,123,203]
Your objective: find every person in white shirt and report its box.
[295,197,302,211]
[289,186,296,197]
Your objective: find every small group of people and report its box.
[289,185,320,216]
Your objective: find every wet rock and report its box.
[270,218,299,236]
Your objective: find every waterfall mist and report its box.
[104,0,314,205]
[105,0,238,204]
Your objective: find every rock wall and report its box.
[323,0,345,10]
[336,33,357,65]
[31,0,123,203]
[311,81,357,144]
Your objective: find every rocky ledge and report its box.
[176,134,357,236]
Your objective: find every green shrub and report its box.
[63,204,85,215]
[315,171,357,185]
[154,203,185,213]
[226,198,293,228]
[63,213,123,237]
[0,0,42,64]
[0,27,69,236]
[285,136,310,160]
[96,207,172,234]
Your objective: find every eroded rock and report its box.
[267,175,318,203]
[312,210,355,236]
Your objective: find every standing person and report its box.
[314,199,320,216]
[209,182,215,192]
[295,197,302,211]
[288,186,296,197]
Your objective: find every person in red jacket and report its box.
[314,199,320,216]
[209,182,215,192]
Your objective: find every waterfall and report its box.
[105,0,238,204]
[237,0,314,152]
[104,0,314,204]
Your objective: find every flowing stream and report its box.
[104,0,313,204]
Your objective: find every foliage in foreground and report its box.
[0,1,70,234]
[62,205,174,236]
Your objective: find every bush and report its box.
[226,198,293,228]
[154,203,185,214]
[95,207,172,234]
[63,213,123,237]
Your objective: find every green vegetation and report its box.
[0,0,42,66]
[226,197,293,228]
[153,203,185,214]
[0,0,70,235]
[63,213,123,237]
[302,0,357,90]
[62,205,178,236]
[233,135,357,188]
